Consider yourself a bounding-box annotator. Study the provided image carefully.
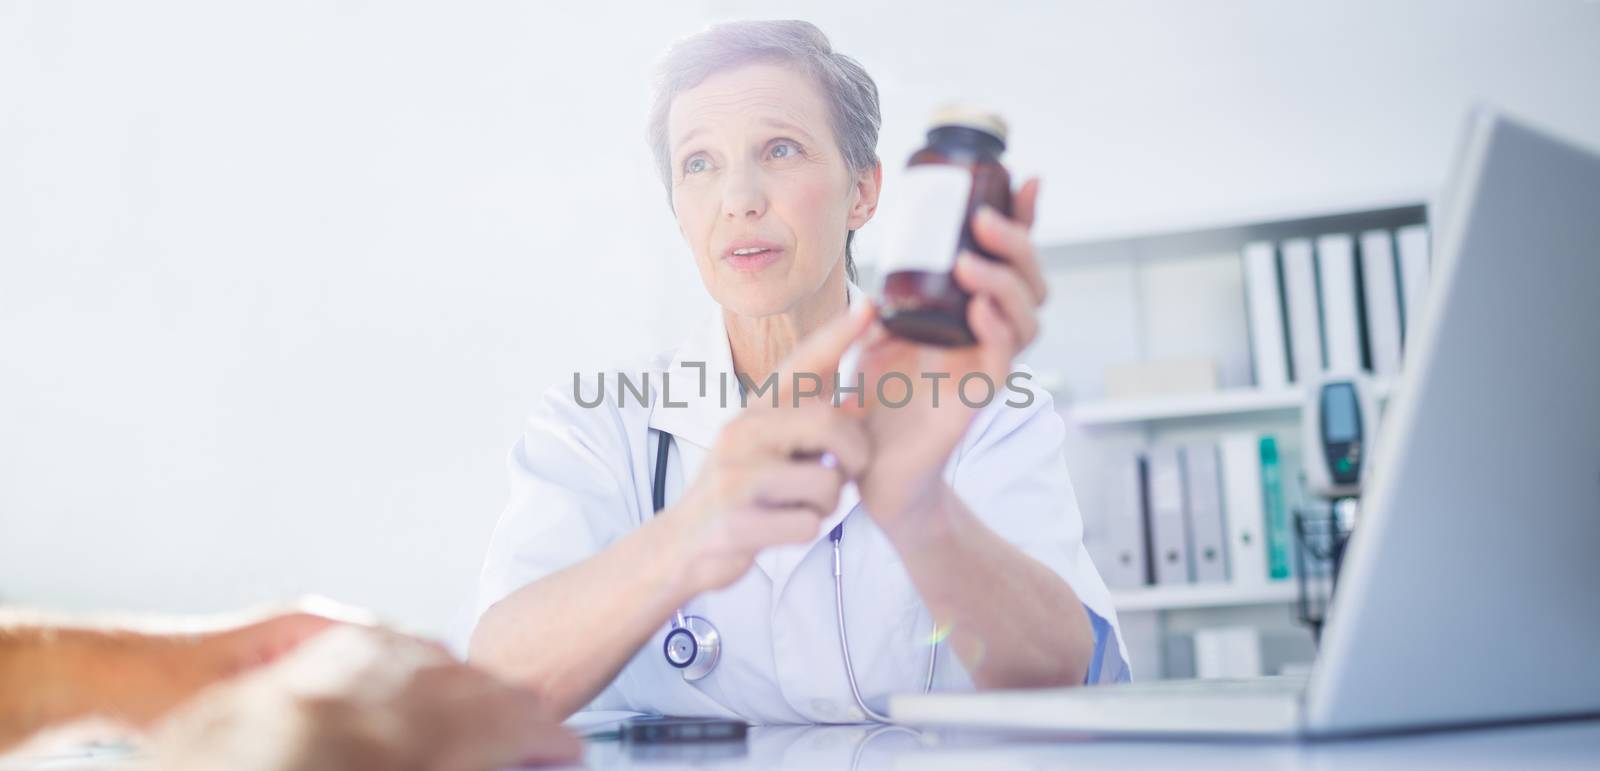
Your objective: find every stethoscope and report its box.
[651,429,937,723]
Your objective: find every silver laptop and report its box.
[890,109,1600,739]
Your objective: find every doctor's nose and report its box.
[721,169,768,221]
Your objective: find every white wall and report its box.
[3,0,1596,643]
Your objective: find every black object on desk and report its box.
[621,716,748,744]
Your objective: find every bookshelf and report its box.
[1040,202,1428,270]
[1039,200,1429,679]
[1065,381,1395,427]
[1111,582,1299,613]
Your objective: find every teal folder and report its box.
[1261,436,1292,580]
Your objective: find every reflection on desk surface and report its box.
[581,719,1600,771]
[6,719,1598,770]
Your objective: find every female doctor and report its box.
[469,20,1129,724]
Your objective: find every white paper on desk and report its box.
[0,739,141,770]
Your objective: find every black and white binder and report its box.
[1279,238,1323,383]
[1183,443,1229,583]
[1242,241,1290,389]
[1219,431,1269,587]
[1397,224,1432,348]
[1091,453,1150,589]
[1316,233,1362,374]
[1359,229,1404,378]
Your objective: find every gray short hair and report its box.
[646,20,881,283]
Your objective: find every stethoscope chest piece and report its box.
[663,614,721,681]
[649,428,933,714]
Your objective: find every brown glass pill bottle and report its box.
[877,106,1013,347]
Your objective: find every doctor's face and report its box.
[667,62,875,318]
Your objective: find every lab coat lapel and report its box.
[757,480,861,602]
[646,312,741,453]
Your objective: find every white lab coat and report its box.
[474,284,1130,724]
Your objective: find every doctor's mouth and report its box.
[572,366,1038,410]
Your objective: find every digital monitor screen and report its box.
[1323,384,1360,442]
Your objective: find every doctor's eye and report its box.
[767,140,803,162]
[683,154,712,176]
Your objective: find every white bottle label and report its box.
[877,165,972,275]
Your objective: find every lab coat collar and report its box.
[644,311,740,453]
[646,281,865,452]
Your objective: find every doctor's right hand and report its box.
[661,304,876,594]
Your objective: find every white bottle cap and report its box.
[929,104,1008,144]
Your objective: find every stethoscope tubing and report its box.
[651,428,935,723]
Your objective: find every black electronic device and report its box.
[621,716,748,744]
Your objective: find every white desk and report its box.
[8,719,1597,770]
[580,719,1600,770]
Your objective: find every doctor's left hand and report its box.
[853,178,1047,537]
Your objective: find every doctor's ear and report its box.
[846,162,882,230]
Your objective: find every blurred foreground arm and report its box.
[149,626,581,770]
[0,610,335,752]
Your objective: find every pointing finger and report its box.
[771,301,877,403]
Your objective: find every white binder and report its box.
[1183,442,1229,583]
[1279,238,1323,383]
[1146,445,1191,585]
[1316,233,1362,373]
[1090,453,1150,589]
[1242,241,1289,390]
[1397,223,1432,349]
[1219,432,1269,586]
[1360,229,1404,378]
